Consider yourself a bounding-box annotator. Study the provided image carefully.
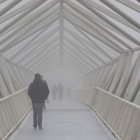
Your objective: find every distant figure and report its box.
[40,75,48,109]
[57,83,64,101]
[28,73,49,130]
[51,84,57,101]
[67,86,71,99]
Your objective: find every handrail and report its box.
[0,88,32,140]
[0,88,27,102]
[95,87,140,110]
[74,87,140,140]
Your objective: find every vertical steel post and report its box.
[0,52,15,94]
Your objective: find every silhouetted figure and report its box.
[57,83,64,101]
[67,86,71,99]
[40,75,48,109]
[51,84,57,101]
[28,73,49,130]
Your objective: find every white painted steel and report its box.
[77,0,140,33]
[31,51,60,72]
[65,35,103,65]
[64,7,133,51]
[0,0,59,36]
[64,49,93,71]
[0,52,15,94]
[101,63,114,88]
[0,0,6,4]
[18,25,59,61]
[124,52,140,101]
[64,26,107,63]
[1,14,59,53]
[74,87,140,140]
[11,28,46,60]
[0,0,21,17]
[101,0,140,30]
[70,25,114,60]
[0,88,31,140]
[59,0,64,66]
[22,28,59,66]
[0,6,59,46]
[115,52,134,97]
[65,62,86,75]
[64,52,91,72]
[109,53,127,93]
[116,0,140,13]
[64,46,96,69]
[64,42,99,67]
[65,16,122,55]
[64,58,87,74]
[1,1,46,34]
[26,43,59,69]
[77,0,140,46]
[64,9,125,53]
[64,0,130,39]
[64,25,112,60]
[97,66,107,88]
[64,56,90,73]
[0,0,43,23]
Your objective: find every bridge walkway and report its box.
[9,100,116,140]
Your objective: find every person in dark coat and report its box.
[57,83,64,101]
[28,73,49,130]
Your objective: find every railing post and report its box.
[0,52,15,95]
[109,53,127,94]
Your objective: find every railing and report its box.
[0,88,31,140]
[74,87,140,140]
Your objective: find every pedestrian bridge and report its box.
[0,0,140,140]
[0,88,140,140]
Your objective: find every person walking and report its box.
[51,84,57,101]
[57,83,64,101]
[28,73,49,130]
[40,75,48,109]
[67,86,71,99]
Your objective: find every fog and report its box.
[0,0,140,104]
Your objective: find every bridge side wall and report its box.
[73,87,140,140]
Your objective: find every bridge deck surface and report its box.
[9,100,116,140]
